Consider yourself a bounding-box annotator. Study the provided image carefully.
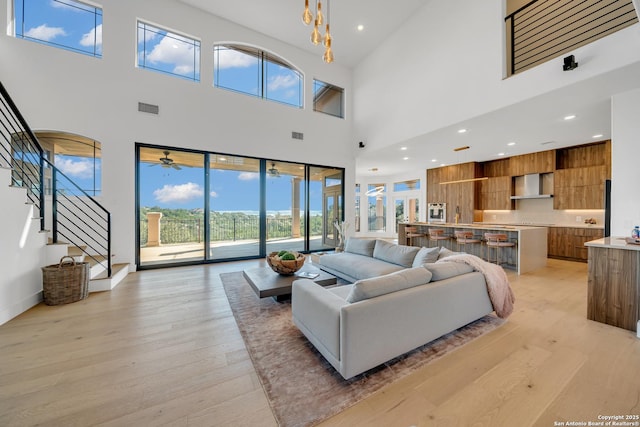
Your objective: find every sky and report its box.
[138,160,325,213]
[19,0,326,212]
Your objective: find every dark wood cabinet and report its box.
[427,162,480,224]
[479,176,513,210]
[548,227,604,262]
[587,245,639,332]
[509,151,555,175]
[553,165,606,209]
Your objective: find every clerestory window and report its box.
[13,0,103,58]
[313,79,344,118]
[137,21,201,82]
[213,44,303,108]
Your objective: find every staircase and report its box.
[0,81,127,322]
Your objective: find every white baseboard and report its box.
[0,291,43,326]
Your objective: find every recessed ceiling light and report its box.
[440,163,446,167]
[592,134,603,138]
[403,157,409,160]
[564,115,576,120]
[357,24,364,31]
[507,142,516,146]
[498,152,505,156]
[458,128,467,134]
[400,146,408,151]
[431,159,437,162]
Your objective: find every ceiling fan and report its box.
[267,162,280,177]
[151,150,181,170]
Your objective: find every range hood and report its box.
[510,173,554,200]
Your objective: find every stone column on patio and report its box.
[407,181,417,223]
[147,212,162,247]
[376,195,384,230]
[291,178,301,238]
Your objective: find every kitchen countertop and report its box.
[404,222,545,231]
[584,237,640,250]
[473,222,604,230]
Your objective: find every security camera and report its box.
[358,141,365,148]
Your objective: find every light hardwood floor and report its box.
[1,259,638,426]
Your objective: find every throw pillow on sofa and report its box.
[437,247,464,260]
[346,267,433,303]
[344,238,376,257]
[423,262,474,281]
[372,239,420,268]
[412,246,440,267]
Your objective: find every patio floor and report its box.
[139,236,334,266]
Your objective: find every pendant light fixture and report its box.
[301,0,335,63]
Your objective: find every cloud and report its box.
[55,158,95,179]
[153,182,204,204]
[146,34,199,75]
[216,48,257,69]
[238,172,259,181]
[210,191,218,198]
[25,24,66,41]
[268,74,298,91]
[80,24,102,46]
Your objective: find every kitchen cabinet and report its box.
[547,227,604,261]
[553,165,606,209]
[586,238,639,332]
[509,151,555,176]
[479,176,513,210]
[427,162,480,224]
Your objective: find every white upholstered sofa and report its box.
[291,254,495,379]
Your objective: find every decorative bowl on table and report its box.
[266,250,305,275]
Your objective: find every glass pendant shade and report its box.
[323,24,331,47]
[316,1,324,26]
[311,20,321,45]
[323,39,334,63]
[302,0,313,25]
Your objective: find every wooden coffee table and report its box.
[243,264,337,301]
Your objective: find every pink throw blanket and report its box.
[437,254,515,318]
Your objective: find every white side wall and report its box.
[0,0,355,271]
[0,169,46,325]
[353,0,640,151]
[611,89,640,236]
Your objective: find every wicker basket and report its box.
[42,256,90,305]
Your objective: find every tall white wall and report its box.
[0,169,46,324]
[0,0,355,270]
[353,0,640,151]
[611,89,640,236]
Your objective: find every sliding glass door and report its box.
[138,147,205,267]
[209,154,261,260]
[136,144,344,268]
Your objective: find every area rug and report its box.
[220,271,505,427]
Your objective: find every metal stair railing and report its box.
[0,81,112,277]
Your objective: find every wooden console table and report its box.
[585,237,640,332]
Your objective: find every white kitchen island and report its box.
[399,223,548,275]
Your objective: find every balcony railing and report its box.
[505,0,638,76]
[140,215,324,246]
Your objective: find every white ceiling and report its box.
[176,0,640,178]
[177,0,426,67]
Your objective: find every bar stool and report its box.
[484,233,516,266]
[454,230,482,256]
[428,228,451,248]
[404,226,425,247]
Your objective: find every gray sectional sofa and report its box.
[292,238,496,379]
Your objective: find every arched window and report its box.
[213,44,303,108]
[38,131,102,197]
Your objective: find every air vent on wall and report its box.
[138,102,159,115]
[292,131,304,140]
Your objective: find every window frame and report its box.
[213,44,303,109]
[13,0,103,58]
[313,79,345,118]
[136,20,201,82]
